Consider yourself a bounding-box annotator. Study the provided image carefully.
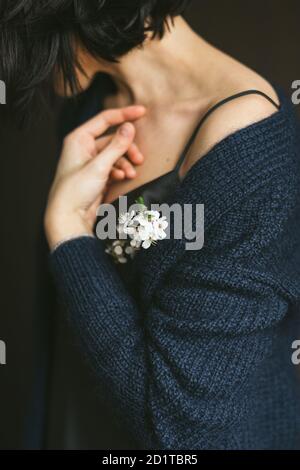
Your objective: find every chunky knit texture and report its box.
[51,90,300,450]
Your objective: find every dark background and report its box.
[0,0,300,449]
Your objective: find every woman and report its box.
[2,1,300,449]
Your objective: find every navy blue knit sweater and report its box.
[51,90,300,450]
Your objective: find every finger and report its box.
[95,134,113,153]
[90,122,136,172]
[96,136,141,179]
[79,106,146,138]
[96,136,144,168]
[110,168,126,181]
[115,157,136,179]
[127,142,144,165]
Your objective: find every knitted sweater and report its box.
[51,90,300,450]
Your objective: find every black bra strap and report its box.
[175,89,280,171]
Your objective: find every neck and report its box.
[99,17,215,107]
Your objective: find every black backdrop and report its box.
[0,0,300,449]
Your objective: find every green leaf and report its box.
[135,196,145,206]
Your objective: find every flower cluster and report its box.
[105,201,168,264]
[105,240,135,265]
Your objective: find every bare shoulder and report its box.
[180,80,280,177]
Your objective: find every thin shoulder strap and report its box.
[175,89,280,171]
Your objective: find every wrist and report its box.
[44,210,94,251]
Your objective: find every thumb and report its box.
[88,122,136,175]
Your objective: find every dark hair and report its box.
[0,0,190,123]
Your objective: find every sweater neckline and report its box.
[179,86,287,186]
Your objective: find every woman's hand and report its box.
[45,105,146,250]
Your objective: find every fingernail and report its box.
[136,105,146,113]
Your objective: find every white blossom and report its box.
[106,201,169,263]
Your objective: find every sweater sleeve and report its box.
[50,187,291,450]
